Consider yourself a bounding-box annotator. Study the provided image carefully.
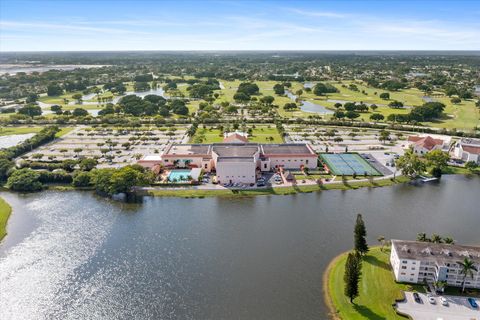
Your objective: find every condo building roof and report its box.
[392,240,480,265]
[261,144,316,156]
[162,143,317,159]
[212,143,259,158]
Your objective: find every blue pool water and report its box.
[168,170,192,182]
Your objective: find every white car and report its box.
[440,296,448,306]
[427,294,436,304]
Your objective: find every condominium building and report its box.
[390,240,480,289]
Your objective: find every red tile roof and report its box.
[409,136,443,151]
[462,145,480,155]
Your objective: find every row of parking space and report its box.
[397,292,480,320]
[20,126,188,167]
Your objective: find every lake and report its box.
[1,175,480,319]
[286,91,334,115]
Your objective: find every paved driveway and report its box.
[397,292,480,320]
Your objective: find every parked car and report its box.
[427,294,436,304]
[468,297,478,309]
[257,182,265,187]
[413,292,422,303]
[440,296,448,306]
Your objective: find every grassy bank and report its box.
[0,196,12,241]
[0,126,73,137]
[148,176,410,198]
[325,247,425,320]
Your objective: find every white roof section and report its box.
[142,155,162,161]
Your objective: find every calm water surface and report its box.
[285,91,333,115]
[1,175,480,320]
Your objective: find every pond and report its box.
[111,87,167,103]
[1,175,479,319]
[286,90,334,114]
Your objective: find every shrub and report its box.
[72,171,92,187]
[6,168,43,192]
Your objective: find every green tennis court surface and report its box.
[319,153,382,176]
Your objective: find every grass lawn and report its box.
[0,126,73,137]
[56,127,74,137]
[38,91,85,106]
[442,165,480,175]
[190,125,283,144]
[149,176,410,198]
[428,98,480,132]
[326,247,425,320]
[0,126,42,136]
[0,196,12,241]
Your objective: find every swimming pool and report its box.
[168,169,192,182]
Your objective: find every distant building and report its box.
[138,143,318,184]
[453,138,480,164]
[390,240,480,289]
[407,136,445,155]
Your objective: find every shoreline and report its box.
[0,196,12,241]
[145,176,411,198]
[323,250,348,320]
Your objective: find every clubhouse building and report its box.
[139,142,318,184]
[390,240,480,289]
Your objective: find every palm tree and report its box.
[417,232,429,242]
[444,237,455,244]
[434,280,447,293]
[457,258,478,293]
[377,235,385,252]
[431,234,443,244]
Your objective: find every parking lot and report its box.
[397,292,480,320]
[20,125,189,168]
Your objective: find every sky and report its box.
[0,0,479,51]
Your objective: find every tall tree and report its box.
[457,258,478,293]
[344,251,362,303]
[396,148,426,178]
[425,150,450,178]
[354,214,369,255]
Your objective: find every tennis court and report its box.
[319,153,382,176]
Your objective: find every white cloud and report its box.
[0,21,151,35]
[287,8,348,18]
[357,19,480,45]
